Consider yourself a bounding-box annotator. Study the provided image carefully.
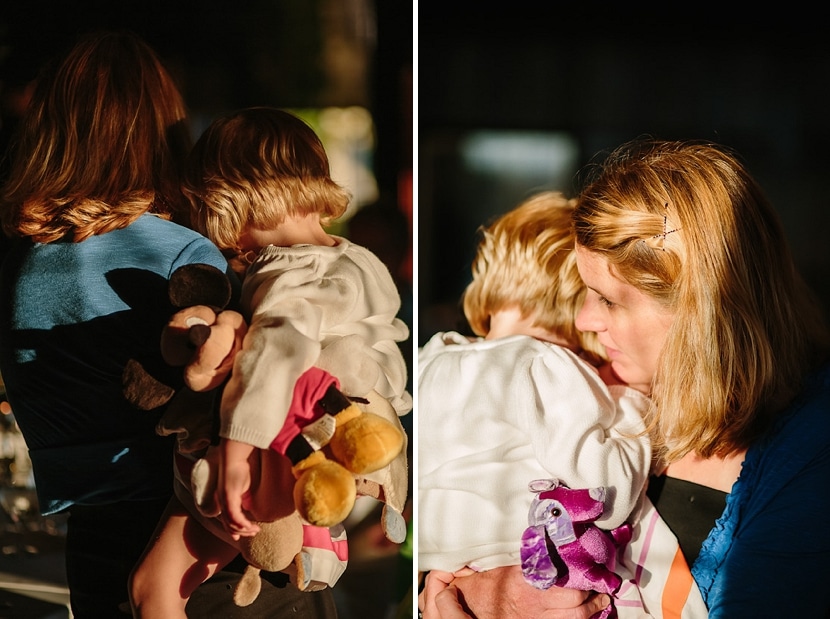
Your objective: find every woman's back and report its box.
[0,214,229,513]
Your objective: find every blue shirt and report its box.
[0,214,234,514]
[693,363,830,617]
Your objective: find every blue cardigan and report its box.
[693,363,830,617]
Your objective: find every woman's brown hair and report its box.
[0,30,191,242]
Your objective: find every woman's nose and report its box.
[575,295,601,334]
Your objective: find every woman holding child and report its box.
[0,31,340,618]
[420,138,830,618]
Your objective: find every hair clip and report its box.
[647,202,680,251]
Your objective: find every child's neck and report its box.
[485,307,575,350]
[240,214,337,252]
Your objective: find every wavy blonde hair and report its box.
[463,191,605,361]
[0,30,191,242]
[573,139,830,462]
[183,107,351,252]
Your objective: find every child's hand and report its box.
[217,438,261,539]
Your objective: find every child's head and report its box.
[1,30,192,241]
[183,107,351,252]
[462,191,604,359]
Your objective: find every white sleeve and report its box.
[219,289,322,449]
[522,348,652,529]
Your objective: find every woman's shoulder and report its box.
[123,215,226,269]
[781,362,830,428]
[743,362,830,478]
[131,213,204,237]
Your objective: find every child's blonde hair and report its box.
[463,191,604,360]
[183,107,351,251]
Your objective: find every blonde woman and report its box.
[422,139,830,618]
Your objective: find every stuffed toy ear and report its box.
[156,387,217,454]
[122,358,176,410]
[169,263,232,310]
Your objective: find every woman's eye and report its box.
[598,295,614,308]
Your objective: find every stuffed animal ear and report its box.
[122,358,176,410]
[528,479,560,494]
[169,264,232,310]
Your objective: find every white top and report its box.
[220,236,412,449]
[417,331,651,572]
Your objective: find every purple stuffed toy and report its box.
[520,479,632,619]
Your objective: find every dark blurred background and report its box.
[2,0,413,222]
[418,5,830,344]
[0,2,413,617]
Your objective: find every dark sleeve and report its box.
[706,446,830,617]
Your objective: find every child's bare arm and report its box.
[217,438,261,539]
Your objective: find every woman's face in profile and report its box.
[574,245,674,395]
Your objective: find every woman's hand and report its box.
[419,566,612,619]
[419,570,467,618]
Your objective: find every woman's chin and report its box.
[609,363,652,395]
